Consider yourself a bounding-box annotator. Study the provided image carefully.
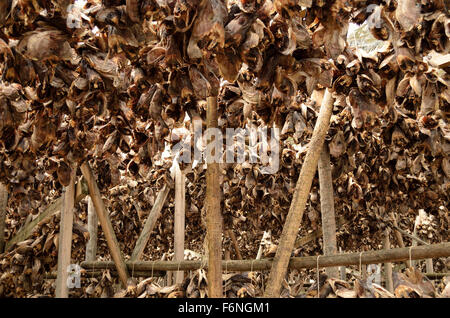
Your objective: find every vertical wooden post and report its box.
[227,229,242,260]
[318,143,338,278]
[384,229,393,293]
[264,88,334,298]
[256,231,270,260]
[411,220,419,268]
[174,163,185,284]
[85,197,98,262]
[425,258,433,273]
[0,183,7,254]
[425,239,433,274]
[390,212,410,268]
[55,167,76,298]
[339,247,346,280]
[206,95,223,298]
[80,162,129,288]
[361,264,367,280]
[166,271,173,286]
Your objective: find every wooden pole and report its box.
[411,219,419,268]
[5,179,88,251]
[227,229,242,260]
[383,229,393,293]
[81,242,450,272]
[264,88,335,297]
[80,162,129,288]
[339,247,346,280]
[174,163,185,284]
[85,196,98,262]
[256,231,271,260]
[294,216,348,248]
[426,244,434,274]
[388,221,429,246]
[390,212,410,268]
[45,270,165,279]
[131,184,170,261]
[0,183,7,253]
[318,143,338,278]
[55,167,76,298]
[206,95,223,298]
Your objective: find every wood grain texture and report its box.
[206,95,223,298]
[81,162,129,288]
[85,196,98,262]
[264,89,334,297]
[174,165,185,283]
[318,143,338,278]
[6,179,88,251]
[82,242,450,272]
[384,229,393,293]
[131,184,170,261]
[0,183,7,253]
[55,168,76,298]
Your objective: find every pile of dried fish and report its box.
[0,0,448,298]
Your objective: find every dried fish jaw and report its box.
[396,47,416,73]
[126,0,141,23]
[225,12,254,47]
[95,7,125,26]
[188,0,227,59]
[173,0,199,32]
[396,0,421,32]
[269,15,297,55]
[17,29,72,62]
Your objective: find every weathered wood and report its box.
[256,231,270,260]
[411,219,419,268]
[131,184,170,261]
[45,270,165,279]
[206,95,223,298]
[81,242,450,272]
[428,53,450,68]
[0,183,7,253]
[264,88,335,298]
[318,143,338,278]
[424,273,450,279]
[339,247,346,281]
[388,222,429,246]
[426,256,434,274]
[390,212,410,268]
[6,179,88,251]
[174,164,185,284]
[51,270,450,280]
[424,238,433,274]
[166,271,173,286]
[294,216,348,248]
[55,168,76,298]
[227,229,242,260]
[384,229,393,293]
[85,196,98,262]
[80,162,129,288]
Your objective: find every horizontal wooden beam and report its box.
[81,242,450,272]
[44,269,165,279]
[5,178,88,251]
